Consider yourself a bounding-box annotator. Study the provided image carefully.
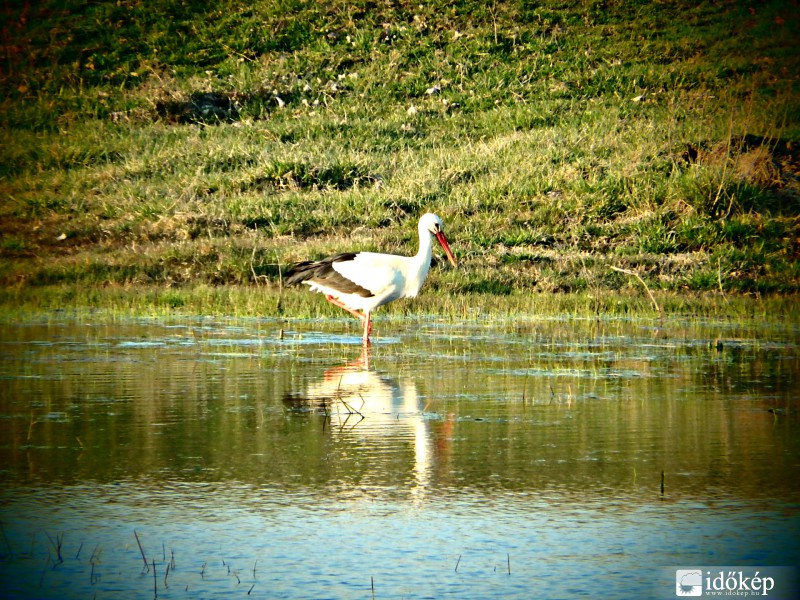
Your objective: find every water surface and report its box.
[0,315,798,598]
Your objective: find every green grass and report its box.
[2,282,798,327]
[1,0,799,316]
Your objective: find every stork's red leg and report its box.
[324,295,372,343]
[325,295,364,320]
[362,313,372,345]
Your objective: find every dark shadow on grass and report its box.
[677,134,800,217]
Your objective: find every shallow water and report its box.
[0,315,798,599]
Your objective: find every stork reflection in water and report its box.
[283,348,455,501]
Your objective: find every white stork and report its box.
[285,213,457,344]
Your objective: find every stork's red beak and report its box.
[435,231,458,268]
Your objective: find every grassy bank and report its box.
[2,284,798,329]
[1,0,799,317]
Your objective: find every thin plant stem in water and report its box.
[521,374,528,405]
[44,531,63,563]
[134,530,149,572]
[27,411,41,441]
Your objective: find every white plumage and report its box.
[285,213,457,343]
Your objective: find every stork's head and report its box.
[419,213,457,268]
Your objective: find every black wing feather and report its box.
[284,253,374,297]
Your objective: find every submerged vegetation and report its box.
[1,0,798,317]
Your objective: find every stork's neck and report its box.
[415,225,434,266]
[401,224,433,297]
